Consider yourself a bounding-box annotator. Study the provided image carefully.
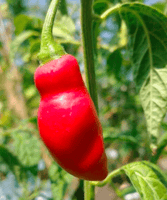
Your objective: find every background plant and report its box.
[0,0,167,199]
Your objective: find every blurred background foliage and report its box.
[0,0,167,199]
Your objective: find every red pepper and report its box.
[34,54,108,180]
[34,0,108,181]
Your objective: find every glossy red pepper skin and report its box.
[34,54,108,181]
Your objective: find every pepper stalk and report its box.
[38,0,66,65]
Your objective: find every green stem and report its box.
[91,168,124,187]
[100,3,121,20]
[80,0,97,199]
[80,0,98,111]
[38,0,66,65]
[84,181,95,200]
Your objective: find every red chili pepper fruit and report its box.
[34,54,108,181]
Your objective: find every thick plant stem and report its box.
[80,0,98,112]
[84,181,94,200]
[80,0,97,199]
[38,0,66,65]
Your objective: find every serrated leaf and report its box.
[140,67,167,148]
[123,161,167,200]
[12,131,41,167]
[120,3,167,148]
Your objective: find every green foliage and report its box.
[123,161,167,199]
[120,3,167,149]
[0,110,13,127]
[107,49,122,79]
[11,130,41,167]
[10,31,39,61]
[1,0,167,199]
[49,163,73,200]
[152,2,166,12]
[0,145,20,169]
[14,14,43,35]
[158,132,167,149]
[94,1,111,15]
[53,13,76,41]
[6,0,25,16]
[59,0,68,15]
[29,39,41,60]
[103,129,139,144]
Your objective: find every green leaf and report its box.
[0,145,20,176]
[14,14,43,35]
[51,181,68,200]
[152,2,166,13]
[14,14,31,35]
[123,161,167,200]
[0,145,20,166]
[94,1,110,15]
[144,161,167,187]
[103,129,139,144]
[6,0,25,16]
[104,134,138,144]
[27,117,37,125]
[0,110,12,127]
[49,162,60,182]
[29,39,41,55]
[12,131,41,167]
[24,85,36,99]
[120,3,167,148]
[118,20,128,48]
[10,30,39,61]
[53,14,76,40]
[107,49,122,79]
[140,67,167,149]
[0,145,29,181]
[49,163,73,200]
[158,132,167,149]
